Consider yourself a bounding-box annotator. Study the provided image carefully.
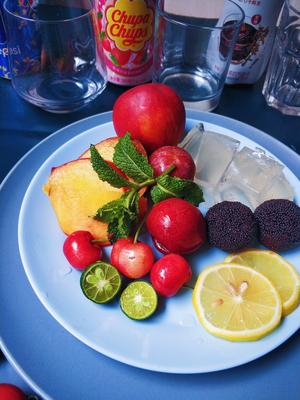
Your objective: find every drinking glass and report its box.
[263,0,300,116]
[153,0,244,112]
[3,0,107,113]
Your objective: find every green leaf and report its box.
[95,190,140,243]
[90,145,132,189]
[151,175,204,206]
[100,31,105,40]
[113,133,153,184]
[97,11,103,18]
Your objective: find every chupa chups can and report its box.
[224,0,284,84]
[96,0,155,86]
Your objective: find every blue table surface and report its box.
[0,77,300,399]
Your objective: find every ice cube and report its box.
[179,122,204,161]
[221,146,284,193]
[194,131,240,187]
[202,186,217,210]
[214,181,260,210]
[259,172,294,203]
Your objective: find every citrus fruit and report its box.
[192,263,282,341]
[80,261,121,304]
[225,250,300,315]
[120,281,158,320]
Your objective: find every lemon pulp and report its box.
[193,263,282,341]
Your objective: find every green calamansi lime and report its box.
[120,281,158,320]
[80,261,121,304]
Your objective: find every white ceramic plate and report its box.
[18,113,300,373]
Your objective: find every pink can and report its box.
[96,0,155,86]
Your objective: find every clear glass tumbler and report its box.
[153,0,244,112]
[3,0,107,113]
[263,0,300,116]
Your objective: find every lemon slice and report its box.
[225,250,300,316]
[192,263,282,341]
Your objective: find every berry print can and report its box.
[224,0,284,84]
[96,0,155,86]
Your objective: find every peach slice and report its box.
[43,158,125,243]
[79,137,147,160]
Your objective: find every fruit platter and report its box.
[18,84,300,373]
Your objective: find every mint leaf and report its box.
[113,133,153,183]
[90,145,132,189]
[151,175,204,206]
[94,197,126,223]
[95,190,139,242]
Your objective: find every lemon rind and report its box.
[224,250,300,316]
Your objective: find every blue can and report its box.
[0,0,10,78]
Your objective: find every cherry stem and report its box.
[133,214,147,244]
[182,283,195,290]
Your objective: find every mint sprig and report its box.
[113,133,154,183]
[95,191,139,242]
[90,133,204,243]
[90,145,134,189]
[151,174,203,206]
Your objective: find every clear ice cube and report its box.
[194,131,240,187]
[180,125,294,212]
[179,122,204,161]
[221,146,284,193]
[214,181,260,210]
[259,172,294,203]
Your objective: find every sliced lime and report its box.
[80,261,121,304]
[120,281,158,320]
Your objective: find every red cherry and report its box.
[0,384,26,400]
[63,231,102,270]
[146,198,206,254]
[150,253,192,297]
[111,237,155,279]
[110,48,131,66]
[149,146,196,180]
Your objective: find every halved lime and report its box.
[80,261,121,304]
[120,281,158,320]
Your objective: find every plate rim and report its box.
[16,110,300,374]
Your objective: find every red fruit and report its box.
[149,146,196,180]
[110,48,131,66]
[63,231,102,270]
[102,36,111,52]
[111,237,155,279]
[146,198,206,254]
[150,253,192,297]
[0,384,26,400]
[113,83,185,153]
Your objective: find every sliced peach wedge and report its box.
[43,137,148,244]
[79,137,147,160]
[43,159,126,244]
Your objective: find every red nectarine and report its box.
[113,83,186,153]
